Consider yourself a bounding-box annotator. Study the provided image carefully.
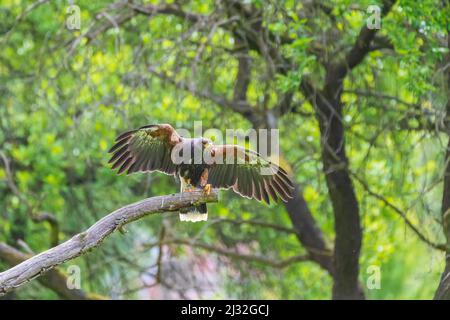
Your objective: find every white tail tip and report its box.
[179,212,208,222]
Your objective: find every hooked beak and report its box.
[205,142,213,150]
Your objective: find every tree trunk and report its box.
[252,118,334,275]
[302,79,364,299]
[434,26,450,300]
[284,184,334,275]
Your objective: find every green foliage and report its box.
[0,0,448,299]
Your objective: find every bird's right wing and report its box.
[108,124,182,175]
[207,145,294,204]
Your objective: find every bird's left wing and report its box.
[108,124,182,175]
[207,145,294,204]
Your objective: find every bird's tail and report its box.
[179,203,208,222]
[179,179,208,222]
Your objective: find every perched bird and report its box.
[108,124,294,222]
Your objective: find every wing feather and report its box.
[260,180,271,204]
[207,145,294,203]
[111,152,130,169]
[108,145,129,164]
[109,137,130,153]
[265,180,278,202]
[273,174,293,199]
[108,124,182,175]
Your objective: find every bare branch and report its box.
[208,217,298,234]
[0,190,218,296]
[128,2,205,23]
[352,173,446,251]
[148,238,310,269]
[146,67,254,115]
[0,242,106,300]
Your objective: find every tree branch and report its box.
[0,190,218,296]
[78,2,206,45]
[149,238,310,269]
[146,67,254,115]
[435,15,450,300]
[208,217,298,235]
[299,1,397,300]
[127,2,204,24]
[0,242,106,300]
[352,173,446,251]
[329,0,396,84]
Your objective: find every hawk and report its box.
[108,124,294,222]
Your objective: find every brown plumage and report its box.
[108,124,294,222]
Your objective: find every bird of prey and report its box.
[108,124,294,222]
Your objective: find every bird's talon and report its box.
[203,184,211,195]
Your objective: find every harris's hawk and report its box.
[108,124,294,222]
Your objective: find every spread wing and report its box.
[108,124,182,175]
[207,145,294,204]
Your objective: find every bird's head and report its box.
[201,138,214,149]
